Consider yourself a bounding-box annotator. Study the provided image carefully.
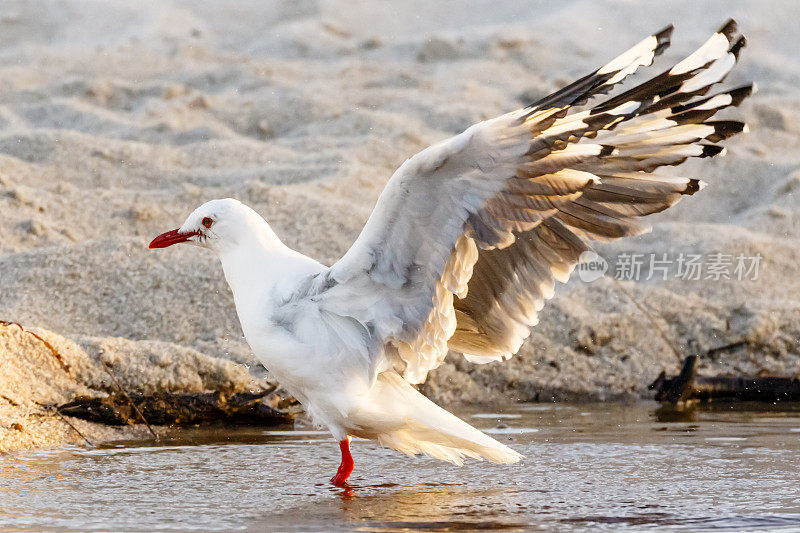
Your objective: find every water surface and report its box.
[2,402,800,531]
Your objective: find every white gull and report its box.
[149,20,750,486]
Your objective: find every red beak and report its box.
[148,229,198,249]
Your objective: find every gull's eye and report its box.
[202,217,213,228]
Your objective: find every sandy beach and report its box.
[1,0,799,450]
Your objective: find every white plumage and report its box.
[149,20,750,485]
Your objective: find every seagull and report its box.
[150,20,750,486]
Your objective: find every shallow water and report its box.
[2,402,800,532]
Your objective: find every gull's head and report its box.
[148,198,268,253]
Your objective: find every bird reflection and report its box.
[331,484,526,530]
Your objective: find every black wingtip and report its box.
[700,144,726,158]
[718,19,738,42]
[599,145,616,157]
[706,120,747,142]
[729,35,747,59]
[670,108,717,125]
[654,24,674,56]
[670,83,754,116]
[728,83,755,107]
[684,179,703,195]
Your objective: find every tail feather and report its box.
[353,372,523,465]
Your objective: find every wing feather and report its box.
[313,20,750,383]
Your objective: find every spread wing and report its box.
[316,20,751,384]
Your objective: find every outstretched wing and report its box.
[315,20,750,384]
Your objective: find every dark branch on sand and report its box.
[30,400,95,447]
[58,389,295,427]
[651,355,800,403]
[103,363,160,441]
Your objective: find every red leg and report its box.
[331,437,354,486]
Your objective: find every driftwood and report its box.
[58,390,295,426]
[650,355,800,404]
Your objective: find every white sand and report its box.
[1,1,799,447]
